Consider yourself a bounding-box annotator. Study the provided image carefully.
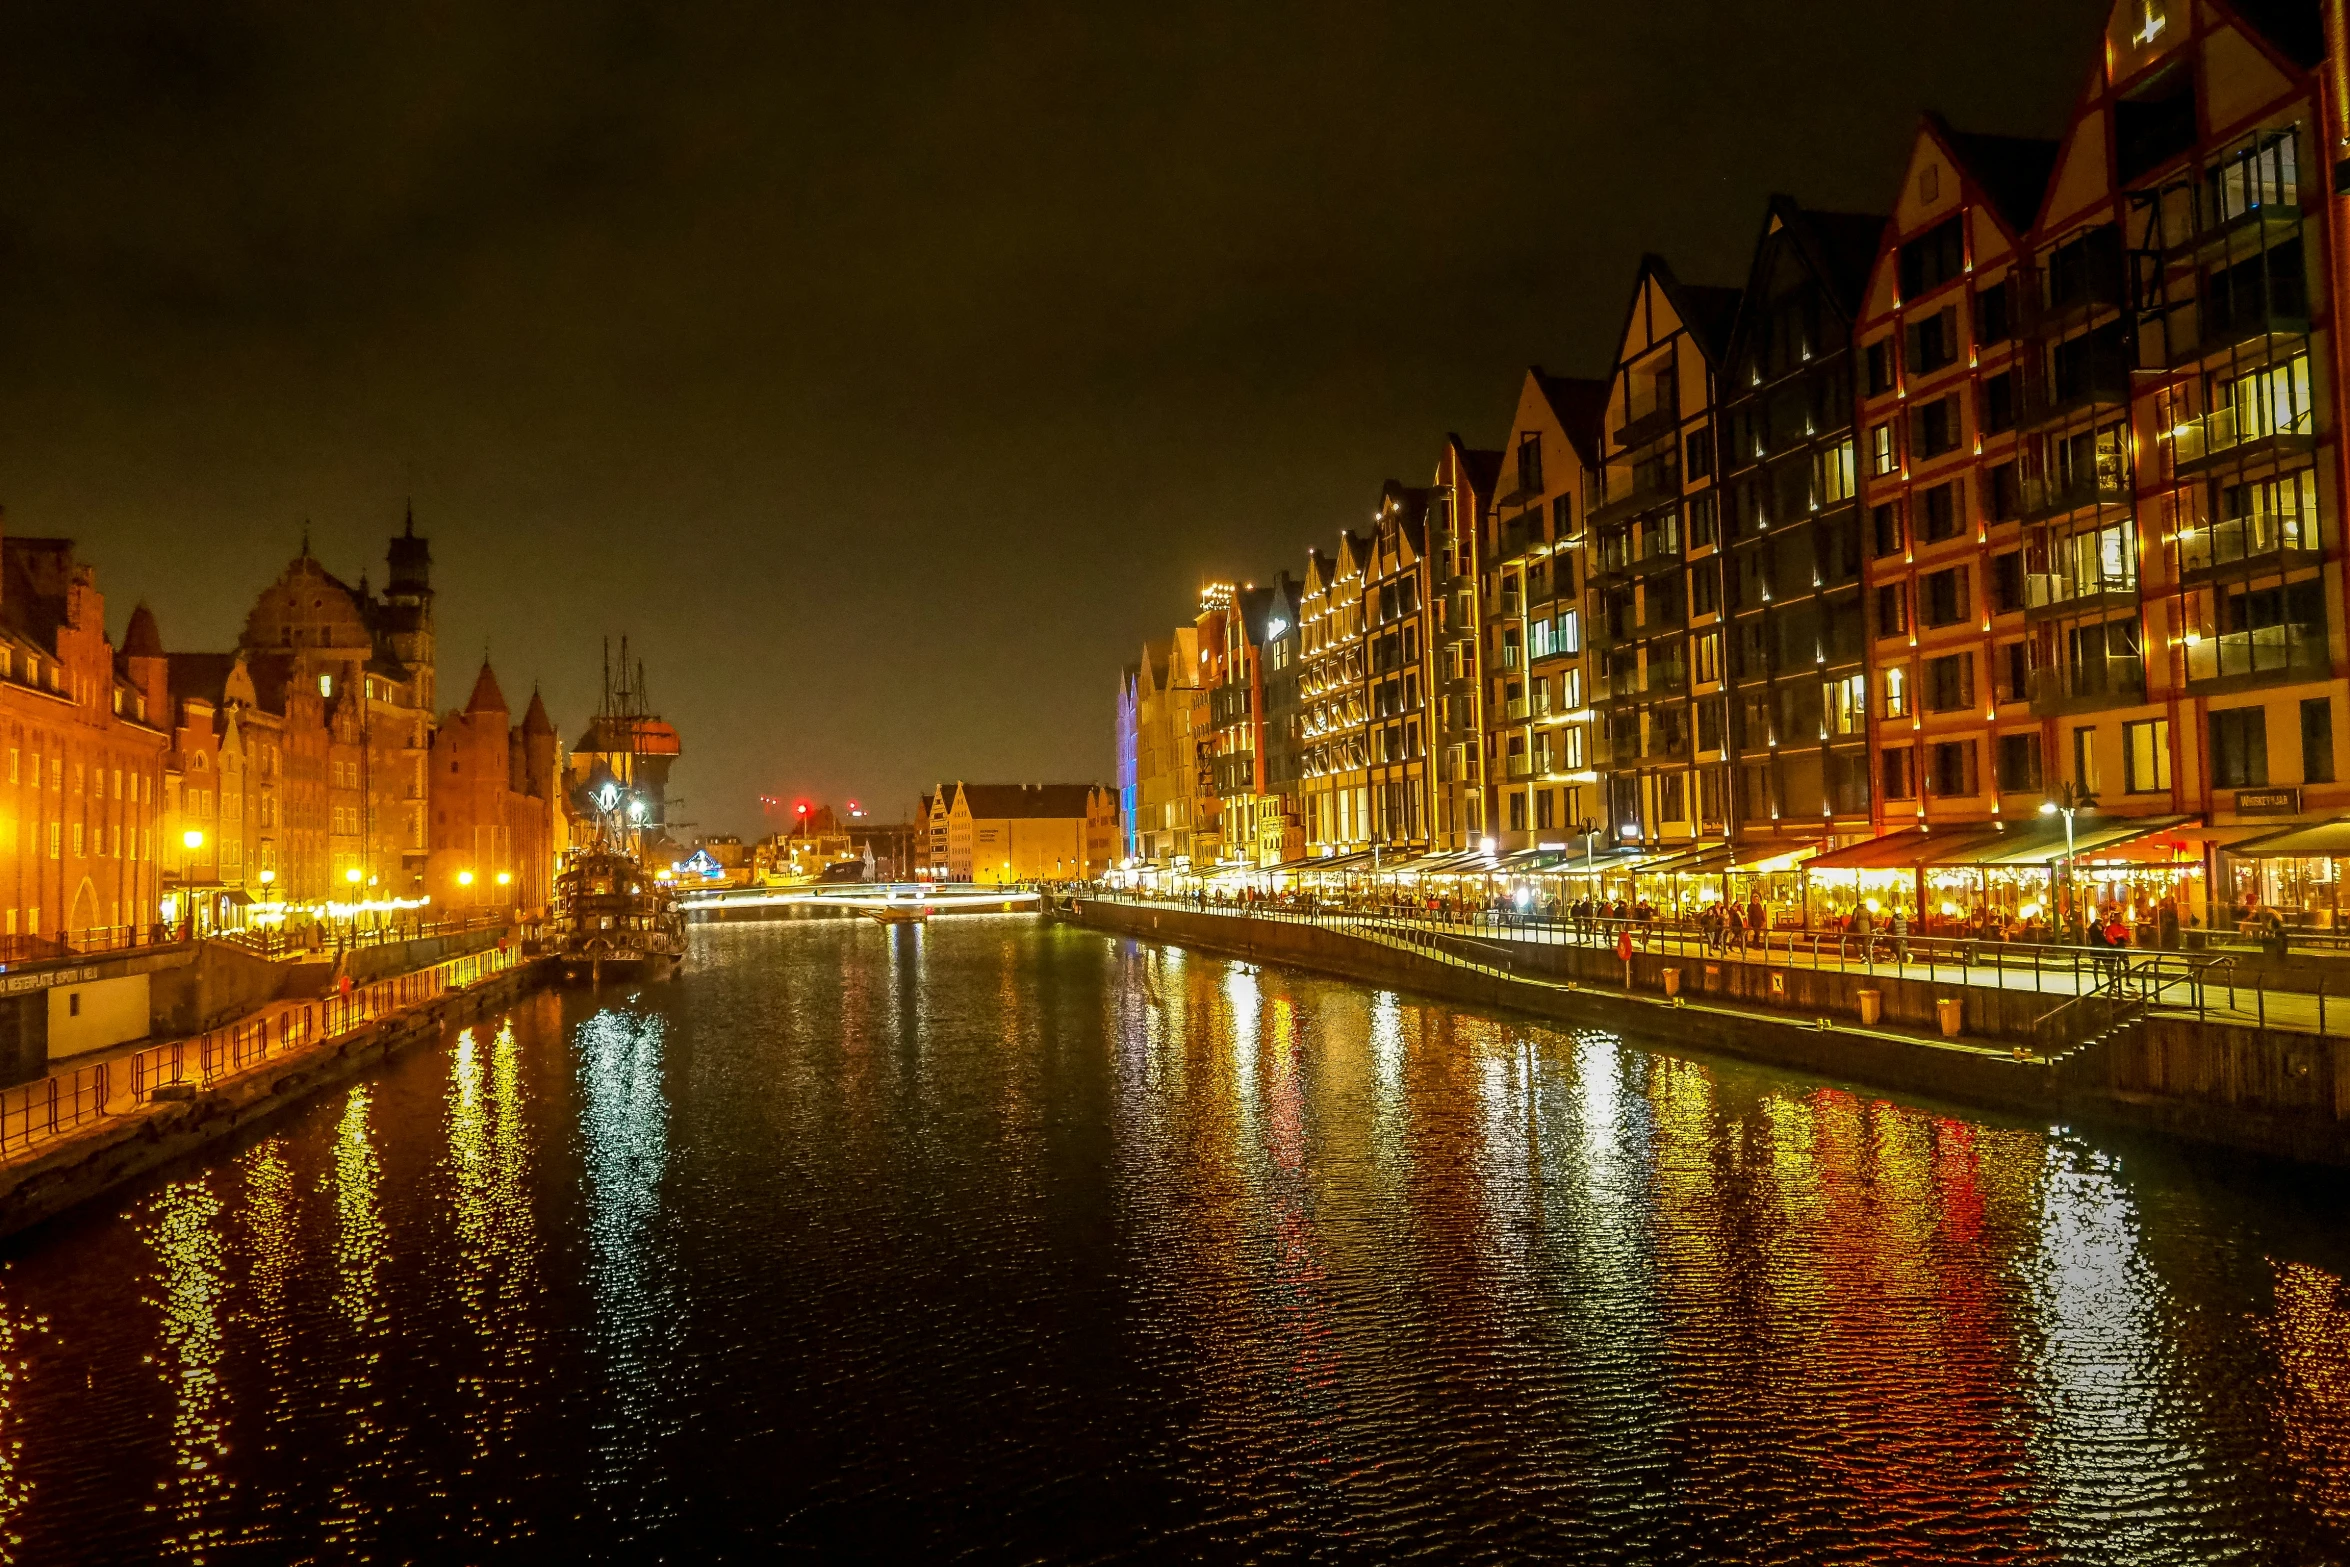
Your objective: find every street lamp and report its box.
[2040,781,2097,934]
[457,870,474,887]
[182,828,204,851]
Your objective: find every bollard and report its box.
[1857,989,1882,1026]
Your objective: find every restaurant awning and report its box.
[1802,828,2007,871]
[1964,814,2195,867]
[1296,850,1379,872]
[1416,850,1501,874]
[2227,818,2350,858]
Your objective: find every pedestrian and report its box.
[2262,906,2290,963]
[1702,902,1723,953]
[1725,899,1746,954]
[1851,900,1875,961]
[1746,893,1766,948]
[1889,903,1909,963]
[2158,895,2181,951]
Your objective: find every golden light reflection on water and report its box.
[2271,1260,2350,1527]
[576,1005,676,1528]
[321,1085,386,1548]
[235,1137,296,1536]
[141,1178,229,1559]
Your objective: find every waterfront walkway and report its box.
[1088,892,2346,1039]
[0,941,525,1165]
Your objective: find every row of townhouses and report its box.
[0,507,566,951]
[1116,0,2350,934]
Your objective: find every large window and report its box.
[1816,440,1856,506]
[2124,718,2170,793]
[2303,697,2336,785]
[1825,674,1866,736]
[2210,705,2269,789]
[1995,733,2043,793]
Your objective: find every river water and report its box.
[0,916,2346,1562]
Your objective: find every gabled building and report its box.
[1588,257,1742,851]
[1114,662,1141,865]
[1432,436,1503,849]
[0,535,170,943]
[942,781,1117,884]
[1363,483,1436,856]
[1857,119,2059,843]
[1484,375,1605,852]
[1718,196,1886,854]
[2029,0,2344,921]
[1298,537,1370,854]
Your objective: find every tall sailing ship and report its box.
[551,640,688,984]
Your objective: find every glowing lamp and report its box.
[181,829,204,850]
[496,871,511,886]
[457,870,474,887]
[345,868,363,885]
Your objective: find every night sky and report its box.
[0,1,2099,838]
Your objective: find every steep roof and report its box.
[521,685,555,736]
[1457,445,1504,498]
[1533,372,1610,466]
[1932,118,2062,236]
[166,652,238,708]
[2231,0,2324,69]
[123,603,164,659]
[954,782,1099,819]
[465,661,508,715]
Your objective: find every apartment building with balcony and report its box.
[1589,257,1742,850]
[2107,0,2346,850]
[1132,629,1203,865]
[1298,536,1371,853]
[1856,120,2059,841]
[1362,483,1437,856]
[1718,198,1884,854]
[1484,372,1606,851]
[1201,576,1306,867]
[1431,437,1502,848]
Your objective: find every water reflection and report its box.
[320,1084,387,1548]
[575,1004,676,1536]
[0,922,2343,1562]
[141,1179,229,1557]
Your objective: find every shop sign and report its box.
[0,965,98,994]
[2236,788,2302,816]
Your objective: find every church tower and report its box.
[383,502,435,709]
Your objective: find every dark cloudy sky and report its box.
[0,0,2098,838]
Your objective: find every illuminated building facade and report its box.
[1484,375,1604,852]
[1431,437,1500,849]
[1298,535,1370,854]
[1719,197,1885,851]
[1590,257,1742,850]
[1858,121,2057,840]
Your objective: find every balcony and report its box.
[2185,622,2330,690]
[1590,516,1685,584]
[2180,508,2321,580]
[2023,569,2138,621]
[2028,657,2145,715]
[1505,697,1530,720]
[1613,402,1678,453]
[1589,454,1682,532]
[2171,298,2309,366]
[2170,403,2316,476]
[2018,346,2130,433]
[2020,468,2130,521]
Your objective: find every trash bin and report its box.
[1936,997,1963,1037]
[1857,989,1882,1026]
[1662,967,1682,998]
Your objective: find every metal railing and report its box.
[1084,891,2346,1039]
[213,908,510,960]
[0,940,525,1160]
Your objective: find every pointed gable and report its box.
[465,661,508,716]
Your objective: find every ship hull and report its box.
[556,944,685,986]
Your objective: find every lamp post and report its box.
[2040,782,2097,935]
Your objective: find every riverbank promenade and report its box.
[1080,890,2349,1042]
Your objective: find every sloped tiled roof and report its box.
[1936,121,2062,237]
[955,782,1099,819]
